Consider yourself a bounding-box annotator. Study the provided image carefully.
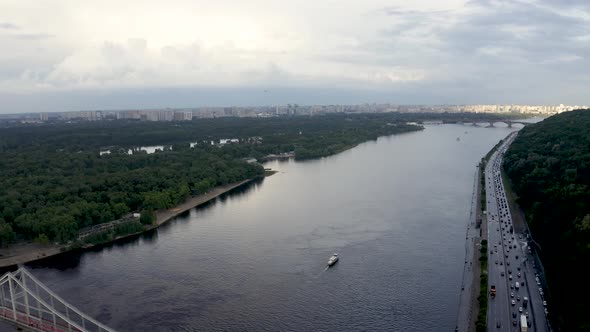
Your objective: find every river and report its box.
[23,124,518,331]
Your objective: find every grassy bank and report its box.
[475,239,488,332]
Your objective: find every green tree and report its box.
[52,216,78,243]
[0,219,15,247]
[140,209,155,225]
[111,202,129,219]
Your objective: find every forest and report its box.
[0,113,423,246]
[503,109,590,331]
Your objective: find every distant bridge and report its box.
[443,119,529,128]
[0,267,115,332]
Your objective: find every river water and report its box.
[24,124,517,331]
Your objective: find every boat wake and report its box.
[314,266,329,278]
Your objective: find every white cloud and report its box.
[0,0,465,93]
[0,0,589,110]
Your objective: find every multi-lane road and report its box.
[485,133,551,332]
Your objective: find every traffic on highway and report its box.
[485,133,551,332]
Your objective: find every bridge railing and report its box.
[0,267,116,332]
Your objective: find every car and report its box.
[507,261,510,265]
[512,312,517,318]
[517,296,520,301]
[511,300,516,306]
[511,292,514,298]
[517,267,521,271]
[495,260,498,264]
[501,272,505,276]
[508,269,512,274]
[510,284,514,289]
[512,320,517,326]
[543,300,547,306]
[525,311,529,317]
[516,255,518,259]
[519,306,523,313]
[500,262,503,266]
[509,275,513,280]
[540,290,544,296]
[496,321,501,328]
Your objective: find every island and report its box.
[0,113,423,266]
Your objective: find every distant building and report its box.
[158,110,174,121]
[39,113,49,121]
[219,138,239,145]
[173,111,193,121]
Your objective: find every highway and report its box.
[485,133,551,331]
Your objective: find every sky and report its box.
[1,0,589,113]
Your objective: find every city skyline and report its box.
[1,0,590,112]
[1,103,586,124]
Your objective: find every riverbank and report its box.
[153,179,253,228]
[456,165,485,332]
[456,134,512,332]
[0,178,261,268]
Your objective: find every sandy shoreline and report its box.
[154,179,252,227]
[0,178,256,268]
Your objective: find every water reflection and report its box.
[24,126,518,332]
[23,177,265,271]
[26,250,84,271]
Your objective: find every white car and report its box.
[543,301,547,307]
[519,306,523,313]
[511,300,516,306]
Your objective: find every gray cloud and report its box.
[1,0,589,113]
[11,33,54,40]
[0,22,19,29]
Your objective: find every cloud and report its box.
[0,0,589,112]
[0,22,19,29]
[11,33,54,40]
[18,38,298,89]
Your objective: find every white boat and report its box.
[327,253,339,266]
